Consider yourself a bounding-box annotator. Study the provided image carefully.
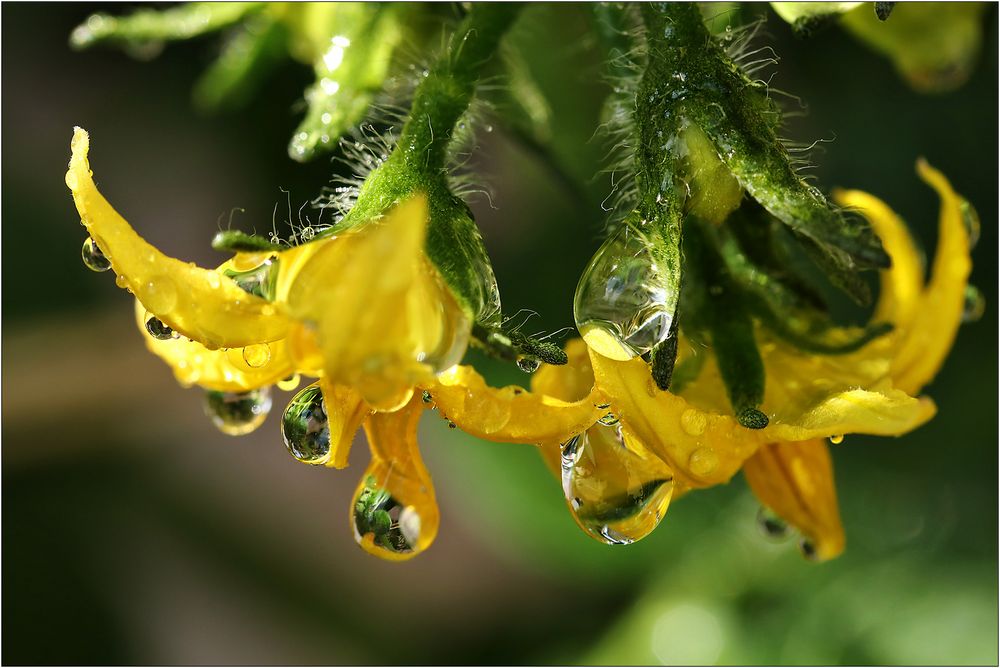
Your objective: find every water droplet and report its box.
[688,447,719,477]
[242,343,270,368]
[81,237,111,272]
[799,538,819,561]
[829,434,844,445]
[223,257,279,301]
[960,198,980,249]
[574,224,677,361]
[281,384,330,464]
[560,424,674,545]
[963,285,985,323]
[144,313,176,340]
[516,357,540,373]
[680,408,706,436]
[276,374,300,391]
[756,506,789,540]
[203,386,272,436]
[115,274,129,289]
[597,413,620,426]
[416,291,471,374]
[143,276,178,313]
[352,468,434,559]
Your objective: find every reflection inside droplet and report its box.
[81,237,111,272]
[281,384,330,464]
[559,422,674,545]
[574,223,678,360]
[224,257,279,301]
[203,386,272,436]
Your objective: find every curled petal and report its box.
[591,351,765,488]
[317,379,370,469]
[66,127,293,348]
[353,397,438,561]
[592,349,935,488]
[431,363,606,445]
[134,300,295,392]
[891,160,973,394]
[833,187,924,331]
[287,194,470,411]
[744,439,845,561]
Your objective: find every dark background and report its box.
[3,3,997,664]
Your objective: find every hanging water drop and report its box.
[81,237,111,272]
[756,506,789,540]
[962,285,985,323]
[242,342,271,368]
[799,538,819,561]
[144,313,176,340]
[574,222,678,361]
[352,474,424,557]
[560,422,674,545]
[281,384,330,464]
[959,198,980,249]
[597,413,620,426]
[223,257,279,301]
[516,357,540,373]
[203,386,272,436]
[829,434,844,445]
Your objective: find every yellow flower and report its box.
[533,160,973,560]
[66,126,604,560]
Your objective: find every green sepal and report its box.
[211,230,284,253]
[70,3,264,51]
[470,322,569,368]
[684,218,767,427]
[650,321,679,392]
[287,4,403,162]
[711,209,893,352]
[639,3,888,307]
[193,13,289,113]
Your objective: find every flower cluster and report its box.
[68,2,983,561]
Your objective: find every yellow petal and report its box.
[591,350,765,488]
[286,194,469,411]
[134,299,296,392]
[66,127,293,348]
[592,349,936,489]
[353,397,438,561]
[765,386,937,441]
[833,187,923,330]
[429,362,607,445]
[891,160,972,394]
[743,439,845,561]
[318,379,370,469]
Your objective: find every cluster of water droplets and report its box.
[559,416,675,545]
[574,223,677,361]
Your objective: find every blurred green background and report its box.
[2,3,996,665]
